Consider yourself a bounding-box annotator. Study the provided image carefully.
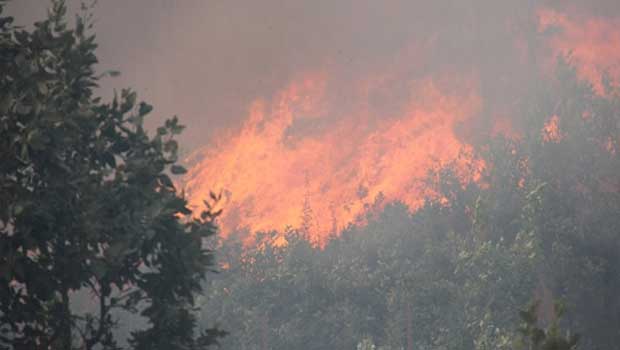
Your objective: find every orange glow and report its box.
[538,8,620,95]
[492,116,521,141]
[183,73,483,244]
[542,115,562,143]
[180,6,620,245]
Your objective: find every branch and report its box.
[84,279,110,350]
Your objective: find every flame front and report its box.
[183,5,620,244]
[184,73,482,243]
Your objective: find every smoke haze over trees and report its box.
[198,60,620,349]
[3,0,620,349]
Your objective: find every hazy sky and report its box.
[6,0,620,150]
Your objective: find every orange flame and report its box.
[184,73,482,243]
[182,6,620,245]
[542,115,562,143]
[538,8,620,95]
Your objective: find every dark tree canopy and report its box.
[0,1,223,349]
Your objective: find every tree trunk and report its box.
[406,300,413,350]
[60,288,72,350]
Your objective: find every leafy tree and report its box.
[196,58,620,350]
[0,1,224,349]
[513,301,579,350]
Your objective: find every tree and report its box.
[195,57,620,349]
[0,1,224,349]
[513,301,579,350]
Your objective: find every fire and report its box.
[542,115,562,143]
[184,73,482,243]
[181,5,620,244]
[538,8,620,95]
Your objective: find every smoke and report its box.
[7,0,620,240]
[6,0,619,149]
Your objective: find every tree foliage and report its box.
[0,1,223,349]
[514,301,579,350]
[197,58,620,350]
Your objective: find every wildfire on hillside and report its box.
[184,73,483,244]
[182,4,620,244]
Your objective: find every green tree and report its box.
[0,1,224,349]
[513,301,579,350]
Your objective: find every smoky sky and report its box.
[6,0,620,150]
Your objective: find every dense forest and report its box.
[2,1,620,350]
[196,60,620,349]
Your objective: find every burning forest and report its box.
[2,1,620,349]
[182,1,620,245]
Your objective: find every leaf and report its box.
[75,16,84,36]
[170,165,187,175]
[121,91,137,113]
[158,174,174,188]
[156,126,167,135]
[164,139,178,154]
[178,205,192,216]
[171,123,185,135]
[210,191,221,201]
[102,152,116,167]
[15,30,29,45]
[139,102,153,117]
[166,116,185,135]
